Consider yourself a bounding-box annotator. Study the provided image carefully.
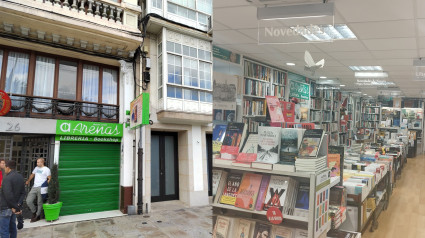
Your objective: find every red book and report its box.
[281,101,295,123]
[266,96,284,123]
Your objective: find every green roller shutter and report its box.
[58,142,120,216]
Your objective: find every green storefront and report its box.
[55,120,123,216]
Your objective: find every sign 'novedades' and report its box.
[289,80,310,100]
[56,120,123,137]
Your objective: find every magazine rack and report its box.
[212,134,339,238]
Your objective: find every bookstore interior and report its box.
[212,1,425,238]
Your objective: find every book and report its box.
[213,171,228,204]
[293,184,309,217]
[328,154,341,177]
[236,133,259,163]
[213,216,230,238]
[263,175,290,212]
[256,126,281,164]
[271,226,294,238]
[212,170,223,197]
[328,146,345,184]
[253,223,272,238]
[233,219,252,238]
[266,96,285,123]
[255,175,271,211]
[281,101,295,123]
[298,129,324,158]
[294,228,308,238]
[221,122,246,160]
[213,124,227,159]
[235,173,263,210]
[220,172,244,205]
[280,128,305,165]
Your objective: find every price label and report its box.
[266,207,283,225]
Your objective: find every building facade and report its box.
[0,0,143,216]
[137,0,213,213]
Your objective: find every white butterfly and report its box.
[304,50,325,76]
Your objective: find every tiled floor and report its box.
[363,155,424,238]
[18,201,213,238]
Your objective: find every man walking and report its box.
[25,158,51,223]
[0,160,25,238]
[0,159,5,188]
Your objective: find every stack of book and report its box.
[329,206,347,229]
[327,229,361,238]
[295,129,327,172]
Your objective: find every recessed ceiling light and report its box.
[349,66,383,71]
[340,84,345,87]
[355,72,388,78]
[363,94,367,95]
[319,76,327,79]
[286,63,295,66]
[291,24,357,41]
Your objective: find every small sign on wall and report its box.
[130,93,150,129]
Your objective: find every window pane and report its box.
[33,56,55,97]
[197,0,212,14]
[167,41,174,52]
[102,68,118,105]
[58,60,77,100]
[183,46,190,56]
[5,52,29,95]
[158,55,163,88]
[168,3,177,14]
[198,13,208,25]
[158,42,162,56]
[190,47,197,58]
[188,9,196,21]
[167,54,182,85]
[82,64,99,102]
[175,43,182,54]
[199,61,211,89]
[167,86,182,99]
[184,89,198,101]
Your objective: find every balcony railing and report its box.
[7,94,119,123]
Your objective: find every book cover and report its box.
[295,184,310,210]
[234,219,252,238]
[294,103,301,123]
[213,216,230,238]
[255,175,271,211]
[236,133,259,163]
[235,173,263,210]
[213,124,227,159]
[280,101,295,123]
[212,170,223,197]
[263,175,289,211]
[328,146,345,183]
[213,171,228,204]
[280,128,305,164]
[253,223,272,238]
[221,122,245,159]
[272,226,294,238]
[266,96,285,123]
[328,154,341,177]
[220,172,244,205]
[298,129,324,158]
[256,126,281,164]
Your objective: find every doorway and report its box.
[206,134,213,196]
[151,132,179,202]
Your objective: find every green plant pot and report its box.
[43,202,63,221]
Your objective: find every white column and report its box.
[54,141,60,165]
[191,125,204,191]
[119,60,135,187]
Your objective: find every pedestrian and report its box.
[0,158,5,188]
[25,158,51,223]
[0,160,25,238]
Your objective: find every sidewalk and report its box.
[18,202,213,238]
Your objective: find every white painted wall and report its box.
[191,125,204,191]
[0,117,57,134]
[119,60,136,187]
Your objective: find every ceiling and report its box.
[213,0,425,97]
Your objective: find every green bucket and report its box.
[43,202,63,221]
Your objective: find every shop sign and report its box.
[289,80,310,100]
[130,93,150,129]
[55,135,121,142]
[0,90,11,116]
[213,46,241,64]
[56,120,123,137]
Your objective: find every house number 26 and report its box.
[6,122,20,132]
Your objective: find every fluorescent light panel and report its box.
[286,63,295,66]
[291,24,357,41]
[257,3,334,20]
[355,71,388,78]
[349,66,383,71]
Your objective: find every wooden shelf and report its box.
[213,163,316,178]
[244,76,270,83]
[212,204,309,223]
[243,94,266,99]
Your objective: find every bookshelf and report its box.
[359,101,381,140]
[243,59,288,132]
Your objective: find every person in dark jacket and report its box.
[0,160,25,238]
[0,158,5,188]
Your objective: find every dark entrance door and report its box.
[151,132,179,202]
[206,134,213,196]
